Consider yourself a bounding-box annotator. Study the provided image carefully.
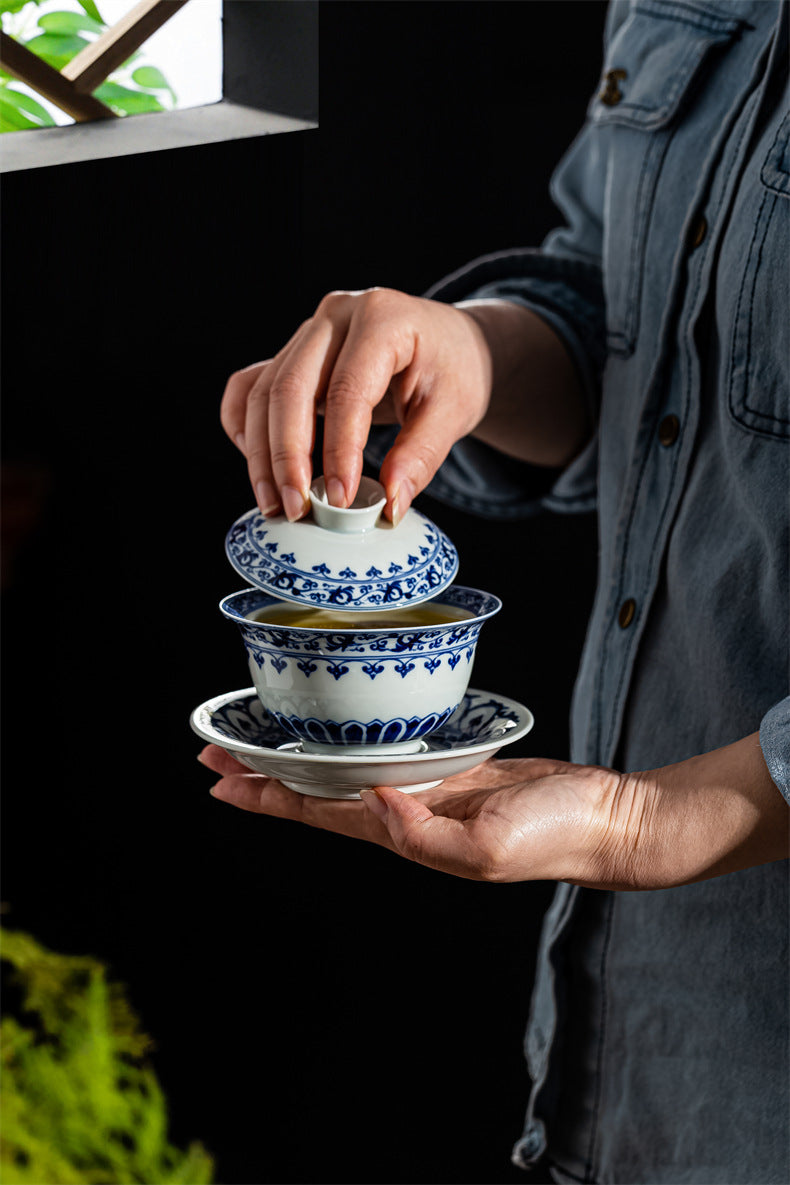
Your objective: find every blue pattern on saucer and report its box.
[207,688,525,753]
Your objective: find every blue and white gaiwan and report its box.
[221,476,502,755]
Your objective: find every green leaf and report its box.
[0,84,55,124]
[21,31,90,65]
[77,0,103,22]
[38,10,104,35]
[0,0,41,16]
[0,105,39,130]
[131,65,169,91]
[130,64,177,106]
[94,80,164,114]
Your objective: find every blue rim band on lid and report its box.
[224,492,460,611]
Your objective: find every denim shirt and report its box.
[372,1,790,1181]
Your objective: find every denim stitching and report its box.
[728,188,768,424]
[743,193,788,421]
[605,73,762,759]
[601,65,761,762]
[634,9,736,36]
[633,38,706,122]
[637,0,744,35]
[584,893,616,1183]
[605,133,659,356]
[625,132,674,347]
[597,39,704,128]
[726,185,790,433]
[605,35,704,354]
[548,1160,587,1184]
[740,192,790,430]
[622,134,657,348]
[760,111,790,194]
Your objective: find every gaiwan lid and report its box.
[225,476,459,612]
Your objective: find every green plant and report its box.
[0,0,177,131]
[0,925,214,1184]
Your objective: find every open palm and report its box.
[198,745,622,886]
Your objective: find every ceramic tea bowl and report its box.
[219,585,501,754]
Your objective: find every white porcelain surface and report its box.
[219,585,501,753]
[309,476,385,533]
[191,686,535,798]
[225,477,459,612]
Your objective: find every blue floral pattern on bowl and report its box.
[223,585,494,683]
[207,688,525,751]
[219,584,501,751]
[268,706,458,747]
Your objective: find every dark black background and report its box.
[1,3,605,1182]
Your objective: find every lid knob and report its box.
[309,476,387,534]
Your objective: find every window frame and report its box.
[0,0,317,173]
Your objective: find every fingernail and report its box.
[325,477,347,508]
[256,481,280,517]
[390,479,414,527]
[235,432,246,454]
[282,485,308,522]
[360,787,388,820]
[390,487,402,527]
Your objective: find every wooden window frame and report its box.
[0,0,317,173]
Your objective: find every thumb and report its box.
[360,784,431,827]
[359,786,475,875]
[378,396,471,525]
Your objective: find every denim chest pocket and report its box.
[591,0,744,357]
[726,110,790,439]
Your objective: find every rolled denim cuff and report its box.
[759,696,790,804]
[424,246,606,417]
[364,248,605,520]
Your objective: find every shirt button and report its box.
[618,598,636,629]
[658,413,680,447]
[689,215,707,249]
[599,68,627,105]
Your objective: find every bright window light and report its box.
[1,0,223,129]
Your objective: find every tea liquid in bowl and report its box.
[252,602,474,629]
[221,584,501,754]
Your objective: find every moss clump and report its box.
[0,925,214,1184]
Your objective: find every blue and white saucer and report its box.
[191,687,534,799]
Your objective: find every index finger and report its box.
[258,312,352,518]
[208,768,401,851]
[321,301,417,510]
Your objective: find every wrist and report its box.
[455,298,590,467]
[572,766,661,890]
[582,733,788,891]
[649,733,788,883]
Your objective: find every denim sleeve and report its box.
[364,246,606,519]
[366,8,621,520]
[760,697,790,805]
[420,250,606,519]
